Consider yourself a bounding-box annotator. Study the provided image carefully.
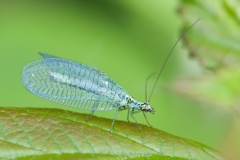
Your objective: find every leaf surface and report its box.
[0,107,225,160]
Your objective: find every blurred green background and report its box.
[0,0,231,151]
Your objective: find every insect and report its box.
[22,19,200,133]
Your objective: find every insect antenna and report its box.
[145,71,157,102]
[147,18,201,102]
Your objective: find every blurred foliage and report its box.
[177,0,240,159]
[174,68,240,109]
[0,107,225,160]
[178,0,240,70]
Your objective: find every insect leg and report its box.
[85,100,99,122]
[143,112,153,128]
[127,107,130,122]
[109,109,120,133]
[130,111,142,135]
[85,110,95,122]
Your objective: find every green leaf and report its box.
[0,107,225,160]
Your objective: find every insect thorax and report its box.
[119,94,154,114]
[117,94,143,111]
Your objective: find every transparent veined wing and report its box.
[22,55,128,111]
[38,52,124,89]
[39,52,57,59]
